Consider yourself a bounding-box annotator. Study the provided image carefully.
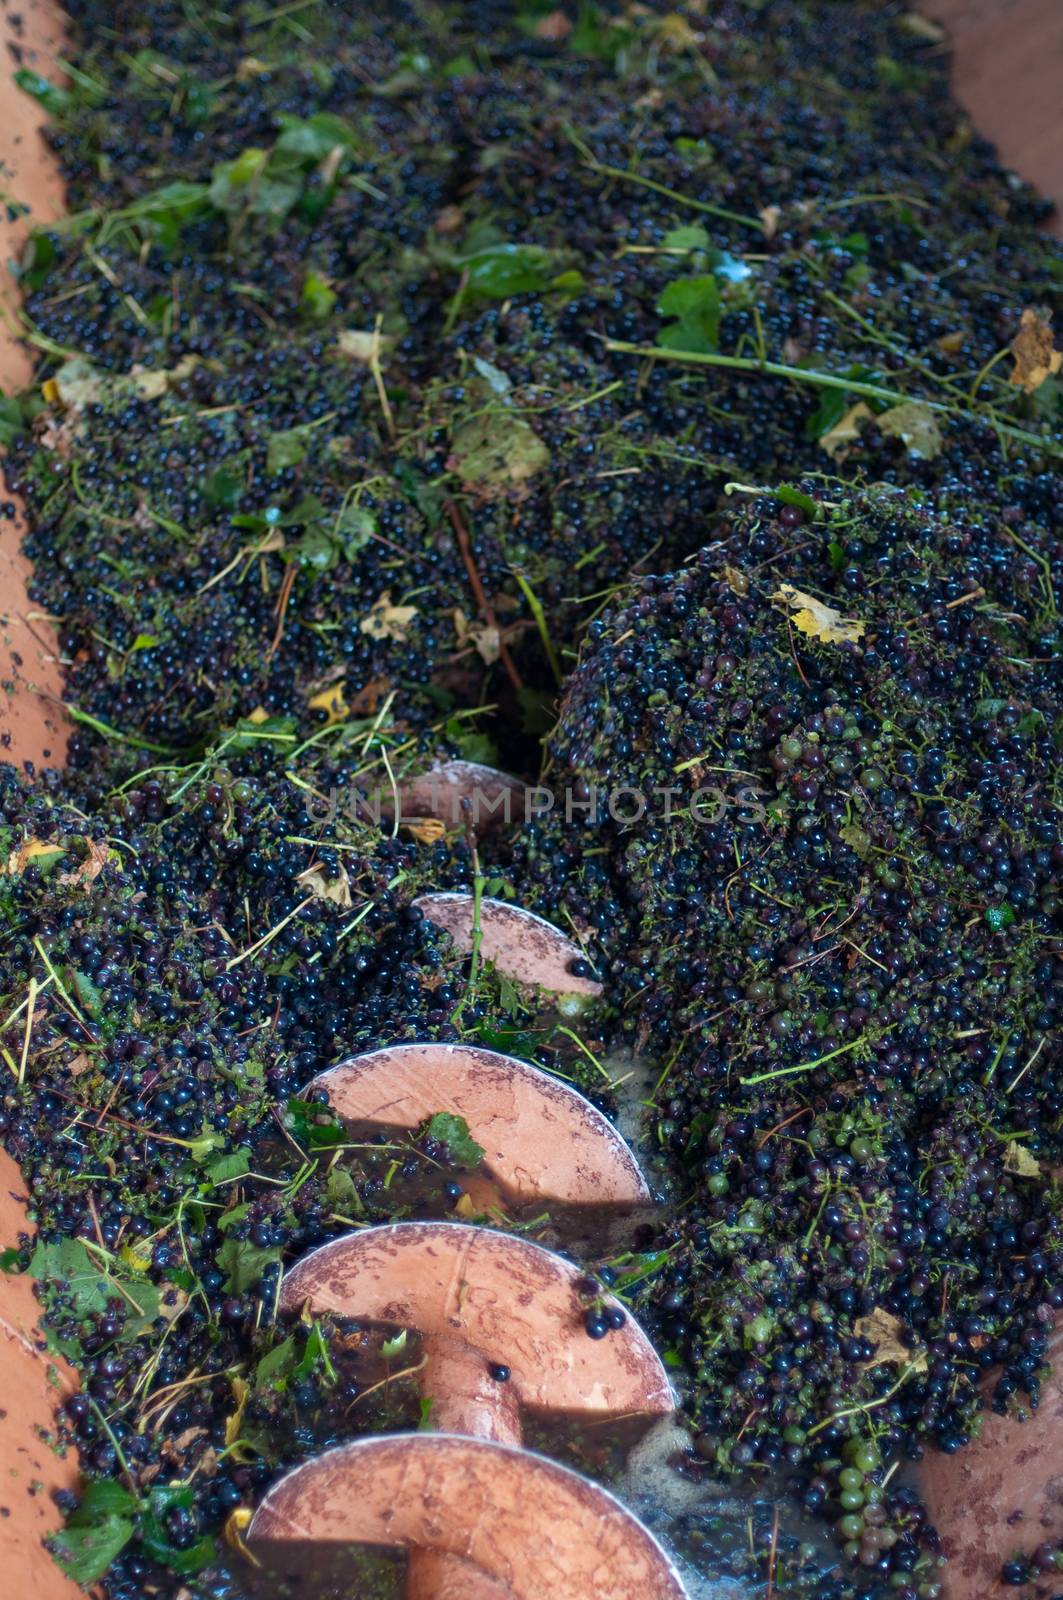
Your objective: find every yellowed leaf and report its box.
[297,861,353,908]
[5,835,110,883]
[336,328,392,363]
[404,817,447,846]
[819,401,873,459]
[772,584,866,646]
[247,706,272,724]
[655,12,701,52]
[1009,307,1062,393]
[307,682,349,726]
[1003,1139,1042,1179]
[759,204,782,240]
[722,564,749,597]
[223,1506,260,1566]
[877,401,943,460]
[453,607,501,665]
[120,1240,154,1276]
[853,1308,928,1372]
[158,1284,190,1324]
[839,822,872,860]
[225,1376,249,1448]
[130,367,170,400]
[6,838,64,875]
[900,11,945,41]
[935,329,965,357]
[360,590,418,642]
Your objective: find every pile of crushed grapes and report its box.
[0,2,1060,1597]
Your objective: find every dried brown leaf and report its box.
[534,8,572,39]
[1009,308,1063,393]
[854,1308,928,1372]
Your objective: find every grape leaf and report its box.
[423,1112,486,1168]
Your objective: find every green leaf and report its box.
[335,503,376,560]
[280,492,327,528]
[226,713,296,752]
[209,148,304,222]
[50,1516,134,1584]
[123,181,212,251]
[0,393,28,447]
[460,243,554,299]
[0,1246,22,1272]
[294,1321,336,1384]
[204,464,245,512]
[325,1163,362,1213]
[204,1149,250,1186]
[28,1238,161,1333]
[974,698,1010,720]
[139,1484,216,1575]
[290,524,337,572]
[18,230,56,290]
[70,969,103,1017]
[423,1112,486,1169]
[129,632,159,652]
[662,224,710,253]
[69,1481,138,1525]
[443,717,498,768]
[381,1328,408,1360]
[775,484,819,520]
[275,112,359,160]
[805,388,850,440]
[266,426,312,476]
[655,276,722,354]
[14,69,73,117]
[301,270,337,320]
[216,1235,281,1294]
[284,1096,344,1148]
[449,411,550,495]
[254,1333,297,1389]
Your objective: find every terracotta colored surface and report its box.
[921,1329,1063,1595]
[280,1222,673,1430]
[406,1548,514,1600]
[312,1042,649,1206]
[0,0,68,770]
[414,893,603,1000]
[0,1151,82,1600]
[919,0,1063,233]
[395,761,526,836]
[249,1432,689,1599]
